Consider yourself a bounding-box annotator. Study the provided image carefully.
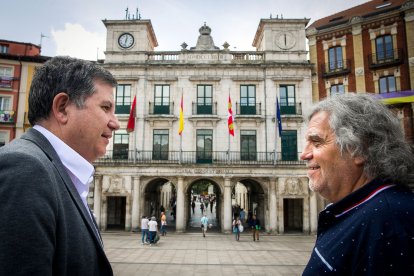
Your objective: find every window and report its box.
[153,129,169,160]
[113,130,129,159]
[281,130,297,161]
[376,35,393,61]
[240,85,256,115]
[196,130,212,163]
[379,76,396,93]
[240,130,256,161]
[330,84,345,95]
[154,85,170,114]
[279,85,296,114]
[0,132,6,147]
[328,46,343,71]
[0,45,8,54]
[0,96,11,111]
[197,85,212,114]
[0,66,13,88]
[115,84,131,114]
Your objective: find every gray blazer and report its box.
[0,128,113,275]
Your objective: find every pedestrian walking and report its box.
[251,215,260,241]
[191,201,195,214]
[239,208,245,224]
[233,216,242,241]
[141,215,149,244]
[148,216,158,246]
[200,202,205,214]
[201,214,208,238]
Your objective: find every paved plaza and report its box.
[103,231,316,276]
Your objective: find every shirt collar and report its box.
[33,125,94,185]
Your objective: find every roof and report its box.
[308,0,406,30]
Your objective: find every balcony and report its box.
[0,110,15,123]
[192,102,217,115]
[0,76,16,89]
[95,150,306,166]
[321,59,351,78]
[368,48,404,69]
[280,102,302,115]
[148,102,174,115]
[235,103,262,115]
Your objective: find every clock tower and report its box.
[102,18,158,63]
[252,18,309,61]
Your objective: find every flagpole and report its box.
[274,98,278,165]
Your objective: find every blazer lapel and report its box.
[22,128,105,250]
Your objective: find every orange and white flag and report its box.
[228,95,234,136]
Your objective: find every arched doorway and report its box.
[185,179,222,232]
[143,178,176,231]
[232,179,265,230]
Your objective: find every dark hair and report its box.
[28,56,117,125]
[308,93,414,185]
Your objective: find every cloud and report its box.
[51,23,105,60]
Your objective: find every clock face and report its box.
[118,33,134,49]
[275,32,296,50]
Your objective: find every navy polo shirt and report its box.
[303,178,414,275]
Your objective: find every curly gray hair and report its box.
[308,93,414,185]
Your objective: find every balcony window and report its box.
[328,46,343,71]
[0,96,11,111]
[0,132,5,147]
[0,45,8,54]
[115,84,131,114]
[154,85,170,114]
[113,130,129,159]
[0,67,13,88]
[376,35,393,62]
[379,76,396,94]
[153,129,169,160]
[279,85,296,114]
[241,130,256,161]
[197,85,213,114]
[330,84,345,95]
[196,129,212,163]
[281,130,297,161]
[240,85,256,115]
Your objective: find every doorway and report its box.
[107,196,126,230]
[283,198,303,233]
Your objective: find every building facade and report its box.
[0,40,49,146]
[90,16,325,234]
[306,0,414,143]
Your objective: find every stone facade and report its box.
[90,16,324,234]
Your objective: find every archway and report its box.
[143,178,176,231]
[185,179,222,232]
[232,179,265,230]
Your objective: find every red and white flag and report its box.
[228,95,234,136]
[126,96,136,133]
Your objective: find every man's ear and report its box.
[52,92,70,124]
[354,155,365,166]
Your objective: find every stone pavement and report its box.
[103,231,316,276]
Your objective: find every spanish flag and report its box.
[126,96,136,133]
[228,95,234,136]
[178,94,184,135]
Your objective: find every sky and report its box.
[1,0,369,61]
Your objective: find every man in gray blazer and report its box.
[0,56,120,275]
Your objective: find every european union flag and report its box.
[276,98,282,137]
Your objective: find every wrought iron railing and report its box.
[321,59,351,77]
[95,150,305,165]
[191,102,217,115]
[280,102,302,115]
[0,110,15,123]
[148,102,174,115]
[368,48,404,69]
[235,103,262,115]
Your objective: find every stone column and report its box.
[309,190,318,234]
[223,177,232,233]
[176,177,185,232]
[131,176,141,231]
[269,178,277,233]
[93,175,103,229]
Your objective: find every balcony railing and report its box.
[321,59,351,78]
[0,110,15,123]
[192,102,217,115]
[368,48,404,69]
[95,150,305,165]
[280,102,302,115]
[148,102,174,115]
[145,51,264,63]
[235,103,262,115]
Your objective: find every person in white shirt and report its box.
[148,216,158,245]
[200,214,208,238]
[141,216,149,244]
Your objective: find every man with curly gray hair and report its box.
[301,93,414,275]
